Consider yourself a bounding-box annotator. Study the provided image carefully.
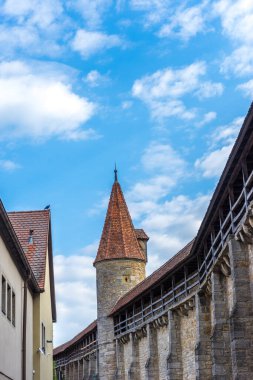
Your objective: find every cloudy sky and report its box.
[0,0,252,346]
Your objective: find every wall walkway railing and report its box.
[113,157,253,337]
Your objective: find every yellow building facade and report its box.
[0,202,56,380]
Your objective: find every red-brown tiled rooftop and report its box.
[8,210,50,290]
[135,228,149,241]
[94,181,146,264]
[53,320,97,356]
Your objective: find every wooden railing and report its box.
[55,339,97,368]
[113,163,253,337]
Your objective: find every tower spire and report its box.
[94,174,146,264]
[114,163,118,182]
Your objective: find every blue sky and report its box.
[0,0,253,346]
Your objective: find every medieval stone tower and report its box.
[94,170,148,379]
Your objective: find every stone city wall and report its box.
[56,236,253,379]
[115,237,253,380]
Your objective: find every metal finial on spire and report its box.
[114,163,118,182]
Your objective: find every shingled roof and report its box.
[110,239,194,315]
[53,320,97,356]
[8,210,50,289]
[94,179,146,264]
[7,209,57,321]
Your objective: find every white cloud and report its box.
[0,0,64,57]
[197,111,217,127]
[195,81,224,98]
[85,70,108,87]
[1,0,63,29]
[195,144,232,178]
[130,0,170,26]
[144,194,210,265]
[131,0,208,42]
[127,141,187,214]
[211,116,243,145]
[0,159,20,171]
[0,60,97,141]
[158,2,207,41]
[121,100,133,109]
[132,62,223,120]
[0,24,62,57]
[221,46,253,76]
[237,79,253,97]
[214,0,253,44]
[141,142,185,174]
[54,250,97,347]
[72,0,112,28]
[195,116,243,177]
[72,30,123,59]
[214,1,253,76]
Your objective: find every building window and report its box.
[12,291,15,326]
[1,276,6,315]
[7,283,11,321]
[42,323,46,354]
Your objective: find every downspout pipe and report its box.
[22,271,30,380]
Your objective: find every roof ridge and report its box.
[109,239,194,315]
[8,209,50,214]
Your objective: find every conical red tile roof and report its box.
[94,180,146,264]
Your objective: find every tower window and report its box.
[123,275,130,283]
[28,229,34,244]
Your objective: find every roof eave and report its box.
[0,200,40,292]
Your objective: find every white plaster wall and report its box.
[0,236,33,380]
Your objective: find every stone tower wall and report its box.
[113,237,253,380]
[55,238,253,380]
[95,259,146,380]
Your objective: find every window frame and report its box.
[1,275,6,315]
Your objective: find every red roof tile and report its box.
[135,229,149,241]
[110,239,194,315]
[94,181,146,264]
[8,210,50,290]
[53,320,97,356]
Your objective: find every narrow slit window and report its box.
[7,284,11,321]
[1,276,6,315]
[42,323,46,354]
[12,291,15,326]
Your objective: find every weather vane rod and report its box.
[114,163,118,182]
